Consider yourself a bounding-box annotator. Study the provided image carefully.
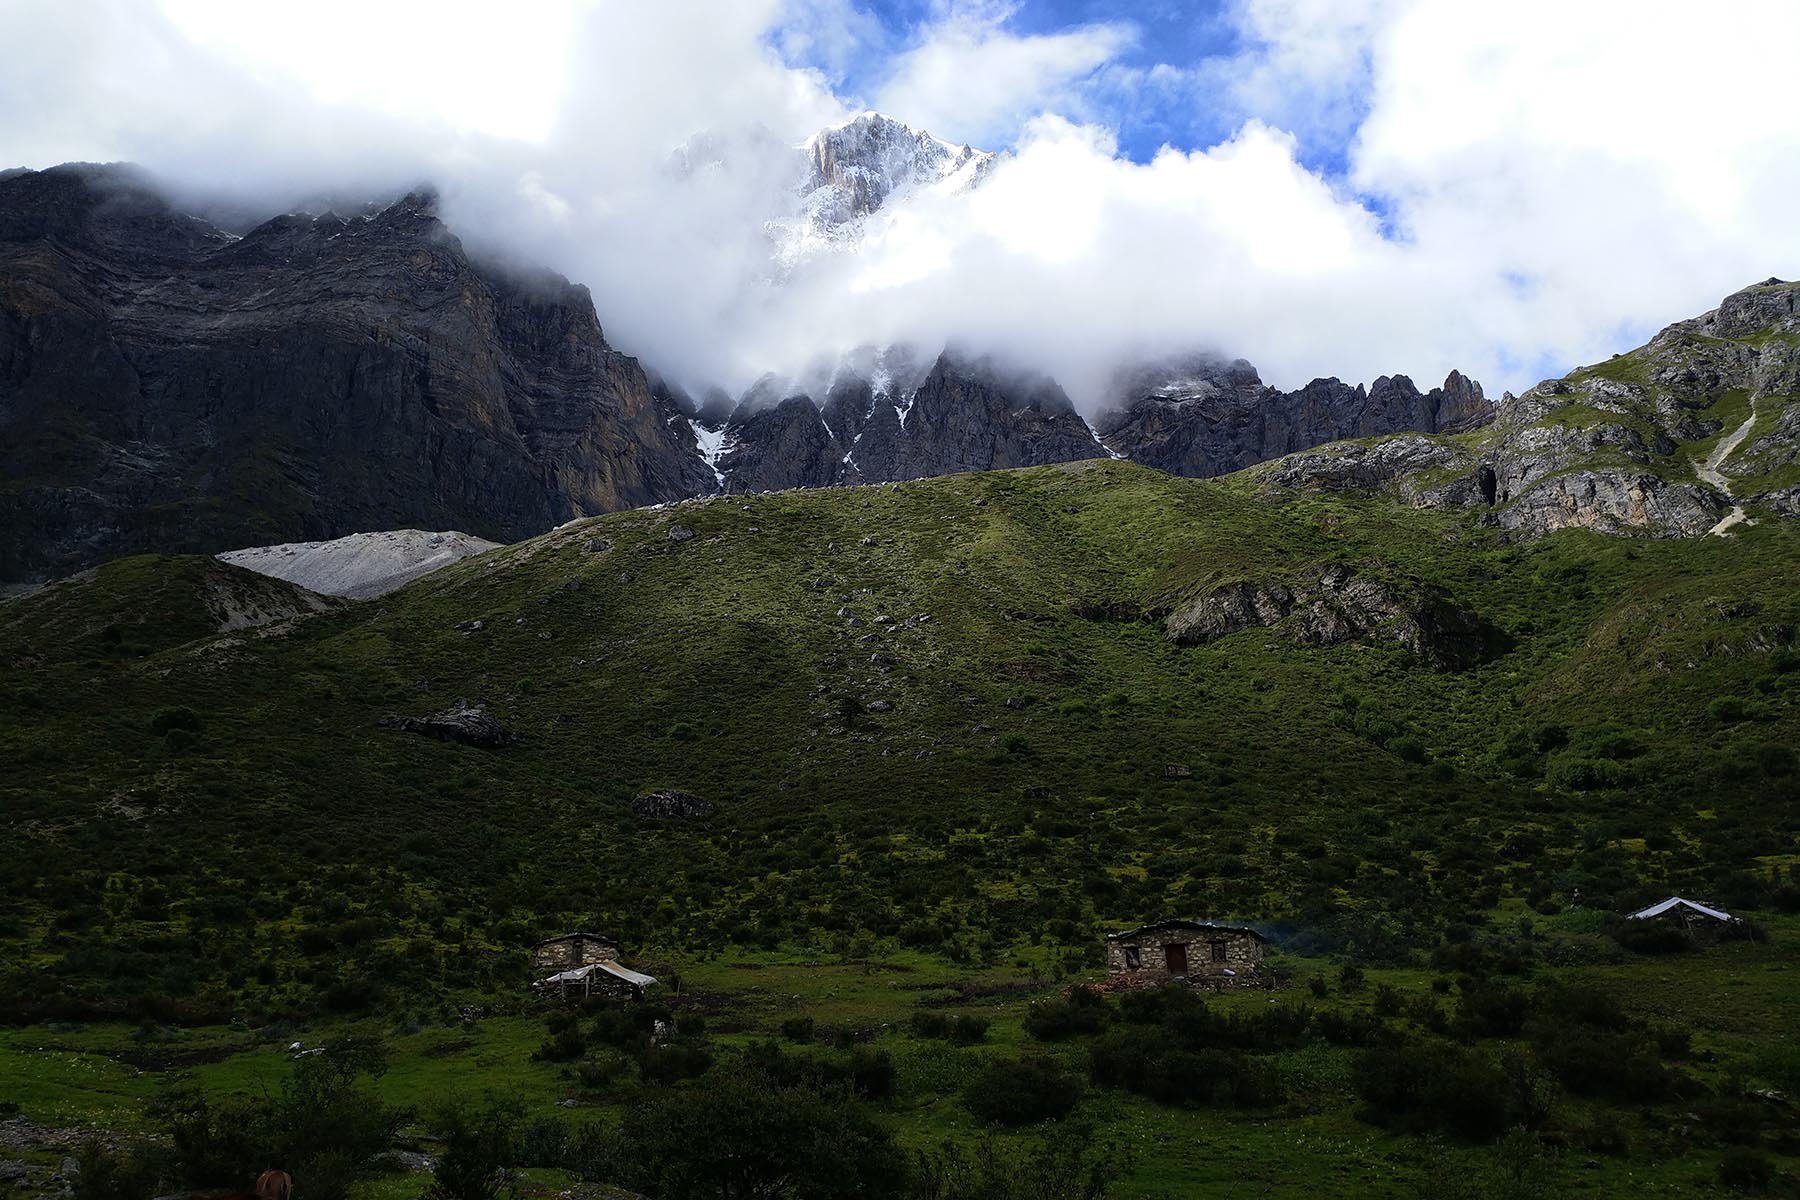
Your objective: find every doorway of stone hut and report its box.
[1164,942,1188,975]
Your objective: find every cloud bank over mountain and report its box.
[3,0,1798,405]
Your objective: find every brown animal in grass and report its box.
[254,1169,292,1200]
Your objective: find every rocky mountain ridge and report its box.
[11,154,1794,586]
[0,160,1501,582]
[0,163,712,583]
[1262,277,1800,539]
[681,351,1493,495]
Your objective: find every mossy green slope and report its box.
[2,459,1795,1018]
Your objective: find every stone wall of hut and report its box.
[534,936,620,971]
[1106,929,1262,984]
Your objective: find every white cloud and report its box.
[872,4,1136,147]
[1,0,1798,407]
[158,0,582,143]
[1345,0,1800,375]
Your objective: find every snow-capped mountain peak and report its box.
[667,112,998,273]
[798,111,995,231]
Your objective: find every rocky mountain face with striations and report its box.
[685,351,1111,494]
[1262,278,1800,539]
[1095,356,1492,477]
[0,164,711,582]
[681,346,1494,497]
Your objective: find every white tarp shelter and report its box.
[540,960,657,989]
[1626,896,1736,923]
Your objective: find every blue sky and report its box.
[774,0,1366,174]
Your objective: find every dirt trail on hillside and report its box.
[1698,401,1759,536]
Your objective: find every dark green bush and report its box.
[1452,981,1529,1039]
[612,1071,907,1200]
[1707,696,1753,723]
[637,1041,713,1085]
[1529,1025,1675,1101]
[963,1054,1083,1125]
[1353,1040,1510,1142]
[910,1130,1122,1200]
[160,1035,406,1200]
[423,1099,521,1200]
[149,707,202,735]
[1023,988,1109,1041]
[1088,1029,1282,1108]
[1719,1147,1775,1193]
[72,1140,164,1200]
[911,1012,989,1044]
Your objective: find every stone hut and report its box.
[532,932,657,1002]
[1106,919,1264,985]
[533,932,620,972]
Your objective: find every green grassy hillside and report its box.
[3,460,1795,1011]
[2,459,1797,1197]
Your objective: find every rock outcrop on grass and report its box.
[1166,564,1497,670]
[380,701,520,749]
[630,790,713,819]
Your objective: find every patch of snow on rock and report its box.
[689,420,734,490]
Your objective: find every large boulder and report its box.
[381,700,520,749]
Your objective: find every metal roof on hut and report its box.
[1105,918,1266,942]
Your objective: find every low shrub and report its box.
[1088,1028,1283,1109]
[611,1071,908,1200]
[1023,988,1109,1041]
[1719,1147,1776,1193]
[72,1140,164,1200]
[423,1100,520,1200]
[963,1054,1083,1126]
[1353,1040,1511,1142]
[911,1011,990,1044]
[910,1130,1123,1200]
[637,1041,713,1085]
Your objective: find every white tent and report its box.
[1626,896,1736,923]
[538,960,657,995]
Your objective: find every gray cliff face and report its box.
[716,392,845,494]
[1096,357,1494,477]
[0,164,711,582]
[700,352,1111,493]
[1260,278,1800,540]
[884,355,1104,478]
[697,352,1492,496]
[1,159,1523,578]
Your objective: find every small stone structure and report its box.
[1106,919,1264,985]
[532,932,657,1001]
[533,932,621,972]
